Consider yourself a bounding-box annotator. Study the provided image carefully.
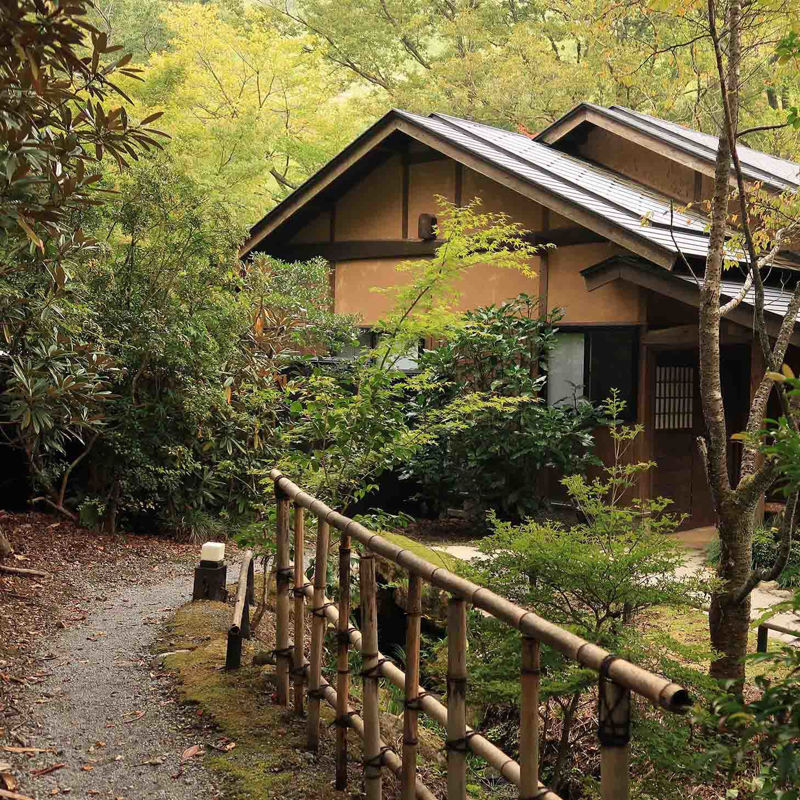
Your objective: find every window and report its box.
[547,328,638,419]
[654,365,694,430]
[337,328,422,372]
[547,333,586,406]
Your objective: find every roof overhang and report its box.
[240,110,677,268]
[582,255,800,345]
[535,104,722,184]
[536,103,796,192]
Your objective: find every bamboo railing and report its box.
[226,549,255,670]
[269,469,692,800]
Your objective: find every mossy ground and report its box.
[160,599,365,800]
[160,589,447,800]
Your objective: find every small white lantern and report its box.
[200,541,225,563]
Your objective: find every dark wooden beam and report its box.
[268,227,606,263]
[402,149,410,240]
[454,162,463,207]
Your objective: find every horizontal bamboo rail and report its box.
[269,469,691,800]
[226,549,255,670]
[757,618,800,652]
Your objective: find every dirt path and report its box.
[4,565,224,800]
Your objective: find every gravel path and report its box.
[6,564,224,800]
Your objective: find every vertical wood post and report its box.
[275,489,291,706]
[293,505,306,715]
[447,597,467,800]
[335,531,352,789]
[360,553,382,800]
[307,518,330,751]
[757,624,769,653]
[519,637,540,797]
[599,671,631,800]
[402,574,423,800]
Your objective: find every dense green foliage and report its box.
[454,398,709,796]
[407,295,601,521]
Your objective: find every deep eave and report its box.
[536,103,799,192]
[240,109,686,268]
[582,255,800,345]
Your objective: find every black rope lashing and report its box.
[336,626,358,645]
[445,731,478,753]
[360,656,389,678]
[330,710,359,729]
[290,663,307,677]
[292,581,313,597]
[404,690,432,710]
[597,654,631,748]
[362,745,395,768]
[311,601,336,618]
[275,567,294,579]
[521,665,541,676]
[307,686,327,700]
[273,646,293,658]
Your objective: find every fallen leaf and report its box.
[180,745,202,762]
[0,773,17,792]
[122,710,146,724]
[80,764,94,772]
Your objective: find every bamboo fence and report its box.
[225,549,255,670]
[269,469,691,800]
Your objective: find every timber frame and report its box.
[241,110,677,268]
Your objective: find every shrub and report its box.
[406,295,601,522]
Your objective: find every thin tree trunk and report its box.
[700,0,751,682]
[0,531,13,559]
[709,505,755,681]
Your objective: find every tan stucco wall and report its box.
[335,155,404,240]
[334,257,541,324]
[409,159,456,228]
[289,211,331,244]
[576,127,699,204]
[285,149,643,327]
[547,243,642,324]
[462,168,543,230]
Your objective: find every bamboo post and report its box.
[293,505,306,715]
[307,518,331,751]
[447,597,467,800]
[335,531,352,789]
[402,574,423,800]
[360,553,382,800]
[275,490,291,706]
[519,637,540,796]
[599,672,631,800]
[757,624,769,653]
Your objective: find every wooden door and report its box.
[651,350,716,529]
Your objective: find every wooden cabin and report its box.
[240,103,800,529]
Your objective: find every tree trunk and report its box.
[709,505,755,681]
[0,531,12,559]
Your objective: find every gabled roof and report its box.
[535,103,800,192]
[242,108,717,266]
[241,105,799,267]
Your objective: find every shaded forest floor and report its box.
[0,513,219,799]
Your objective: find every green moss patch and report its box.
[380,530,462,573]
[161,600,363,799]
